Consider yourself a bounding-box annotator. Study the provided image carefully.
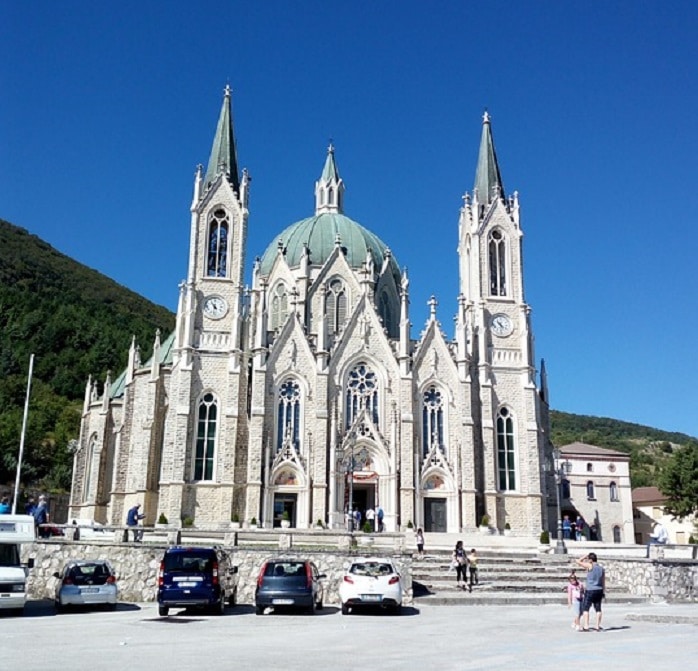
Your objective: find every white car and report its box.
[54,559,118,611]
[339,557,403,614]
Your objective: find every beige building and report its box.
[554,442,634,543]
[69,89,552,535]
[632,486,696,544]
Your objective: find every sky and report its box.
[2,2,697,437]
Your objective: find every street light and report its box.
[551,446,568,555]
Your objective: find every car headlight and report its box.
[11,584,25,592]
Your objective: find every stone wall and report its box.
[22,540,413,606]
[603,557,697,602]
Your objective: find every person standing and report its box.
[467,548,479,591]
[576,552,605,631]
[33,495,50,537]
[376,506,384,532]
[575,516,585,541]
[24,495,37,516]
[352,507,362,532]
[366,506,376,531]
[415,527,425,558]
[0,496,10,514]
[566,572,584,631]
[562,515,572,540]
[453,540,467,590]
[127,503,145,542]
[646,521,669,557]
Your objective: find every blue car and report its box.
[157,546,239,616]
[255,558,325,615]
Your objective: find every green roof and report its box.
[203,85,240,194]
[474,111,504,204]
[259,212,399,279]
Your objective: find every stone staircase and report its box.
[411,548,648,606]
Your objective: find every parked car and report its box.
[53,559,118,611]
[255,558,325,615]
[157,546,239,616]
[339,557,403,614]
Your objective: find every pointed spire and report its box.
[473,110,504,205]
[315,142,345,214]
[204,84,240,194]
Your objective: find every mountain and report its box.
[0,218,693,491]
[0,218,175,489]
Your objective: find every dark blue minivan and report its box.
[157,546,238,616]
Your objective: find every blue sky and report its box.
[2,2,697,437]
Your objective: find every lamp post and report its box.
[552,446,568,555]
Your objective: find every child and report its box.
[467,548,479,591]
[566,572,583,631]
[415,527,425,558]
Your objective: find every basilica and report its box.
[69,87,552,535]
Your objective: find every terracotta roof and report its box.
[558,442,629,459]
[632,486,666,504]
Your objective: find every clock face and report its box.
[491,313,513,337]
[203,295,227,319]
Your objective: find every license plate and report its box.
[272,598,294,605]
[179,582,197,587]
[361,594,381,602]
[174,576,202,583]
[81,588,100,594]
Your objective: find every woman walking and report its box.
[453,540,467,589]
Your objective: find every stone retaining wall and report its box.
[603,557,697,602]
[22,541,413,606]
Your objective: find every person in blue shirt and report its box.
[24,495,36,516]
[0,496,11,514]
[127,504,146,542]
[33,495,50,537]
[576,552,605,631]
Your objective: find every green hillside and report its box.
[0,218,175,489]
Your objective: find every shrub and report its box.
[316,519,324,528]
[231,512,240,523]
[157,513,168,525]
[689,535,696,544]
[182,516,194,528]
[480,514,490,527]
[504,522,511,530]
[281,510,290,521]
[250,517,257,526]
[540,530,550,544]
[362,521,373,533]
[406,520,414,529]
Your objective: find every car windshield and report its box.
[349,562,394,577]
[163,551,214,573]
[264,562,306,577]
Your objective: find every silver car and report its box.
[54,560,118,611]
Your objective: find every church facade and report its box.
[69,88,552,535]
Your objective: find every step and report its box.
[413,591,649,606]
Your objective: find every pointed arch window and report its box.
[326,278,347,334]
[586,481,596,500]
[270,283,289,331]
[379,291,392,335]
[609,481,619,502]
[488,229,507,296]
[496,407,516,490]
[207,209,229,278]
[194,393,217,480]
[613,525,622,543]
[83,435,97,503]
[346,362,379,428]
[422,386,445,458]
[277,378,301,453]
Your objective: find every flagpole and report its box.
[12,354,34,515]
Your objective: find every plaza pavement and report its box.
[1,599,696,670]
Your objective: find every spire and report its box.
[204,84,240,194]
[315,142,345,214]
[473,111,504,205]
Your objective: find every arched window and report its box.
[207,209,229,277]
[326,278,347,334]
[586,462,593,472]
[609,481,619,502]
[83,435,97,503]
[346,362,379,428]
[422,386,444,457]
[488,229,507,296]
[270,283,288,331]
[379,291,392,335]
[277,379,301,452]
[561,478,571,499]
[586,480,595,500]
[612,525,622,543]
[496,407,516,490]
[194,393,217,480]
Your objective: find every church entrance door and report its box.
[273,494,297,528]
[424,498,447,532]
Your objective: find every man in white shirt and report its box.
[365,507,376,531]
[646,522,669,557]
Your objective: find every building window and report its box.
[326,278,347,334]
[194,393,217,480]
[488,229,507,296]
[652,506,663,518]
[422,386,444,458]
[609,481,619,502]
[277,378,301,453]
[586,480,595,500]
[83,435,97,503]
[346,362,379,428]
[586,462,593,472]
[270,283,288,331]
[379,291,392,335]
[207,209,229,277]
[496,407,516,491]
[561,478,571,499]
[612,525,621,543]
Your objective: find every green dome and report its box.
[259,213,400,278]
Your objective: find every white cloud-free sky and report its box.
[2,1,697,436]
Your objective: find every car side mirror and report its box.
[317,573,327,579]
[27,558,35,569]
[52,571,60,579]
[230,566,238,574]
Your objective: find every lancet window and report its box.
[207,209,229,277]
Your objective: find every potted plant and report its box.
[503,521,512,536]
[406,520,414,531]
[249,517,258,530]
[182,516,194,528]
[156,513,169,528]
[479,514,492,534]
[280,510,291,529]
[230,513,241,530]
[360,520,375,546]
[316,518,325,530]
[539,529,550,545]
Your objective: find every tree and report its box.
[659,442,698,519]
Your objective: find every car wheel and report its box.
[306,603,315,615]
[158,605,169,617]
[316,597,323,611]
[55,600,64,613]
[341,603,349,615]
[255,605,264,616]
[107,603,117,611]
[228,587,237,607]
[215,596,225,615]
[392,604,402,616]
